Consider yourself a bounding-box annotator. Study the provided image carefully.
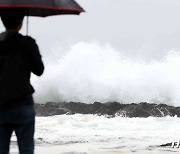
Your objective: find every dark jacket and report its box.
[0,32,44,111]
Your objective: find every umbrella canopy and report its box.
[0,0,84,17]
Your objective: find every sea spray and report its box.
[32,42,180,106]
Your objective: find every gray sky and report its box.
[0,0,179,60]
[13,0,180,61]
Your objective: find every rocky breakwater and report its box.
[35,102,180,117]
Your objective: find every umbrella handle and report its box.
[26,16,29,35]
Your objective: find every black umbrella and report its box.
[0,0,84,17]
[0,0,85,34]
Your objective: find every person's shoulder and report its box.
[17,34,40,50]
[16,34,39,52]
[19,34,36,44]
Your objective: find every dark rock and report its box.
[35,102,71,116]
[160,142,172,147]
[34,102,180,117]
[119,102,153,117]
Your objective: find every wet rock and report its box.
[160,142,172,147]
[35,102,180,117]
[35,102,71,116]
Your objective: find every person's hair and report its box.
[0,8,25,29]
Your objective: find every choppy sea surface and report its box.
[10,114,180,154]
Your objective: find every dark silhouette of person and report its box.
[0,8,44,154]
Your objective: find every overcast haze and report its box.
[18,0,180,60]
[0,0,178,60]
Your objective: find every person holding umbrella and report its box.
[0,8,44,154]
[0,1,84,153]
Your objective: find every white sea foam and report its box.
[32,42,180,106]
[10,115,180,154]
[34,115,180,153]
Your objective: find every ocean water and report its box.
[10,114,180,154]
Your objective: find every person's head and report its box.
[0,8,25,32]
